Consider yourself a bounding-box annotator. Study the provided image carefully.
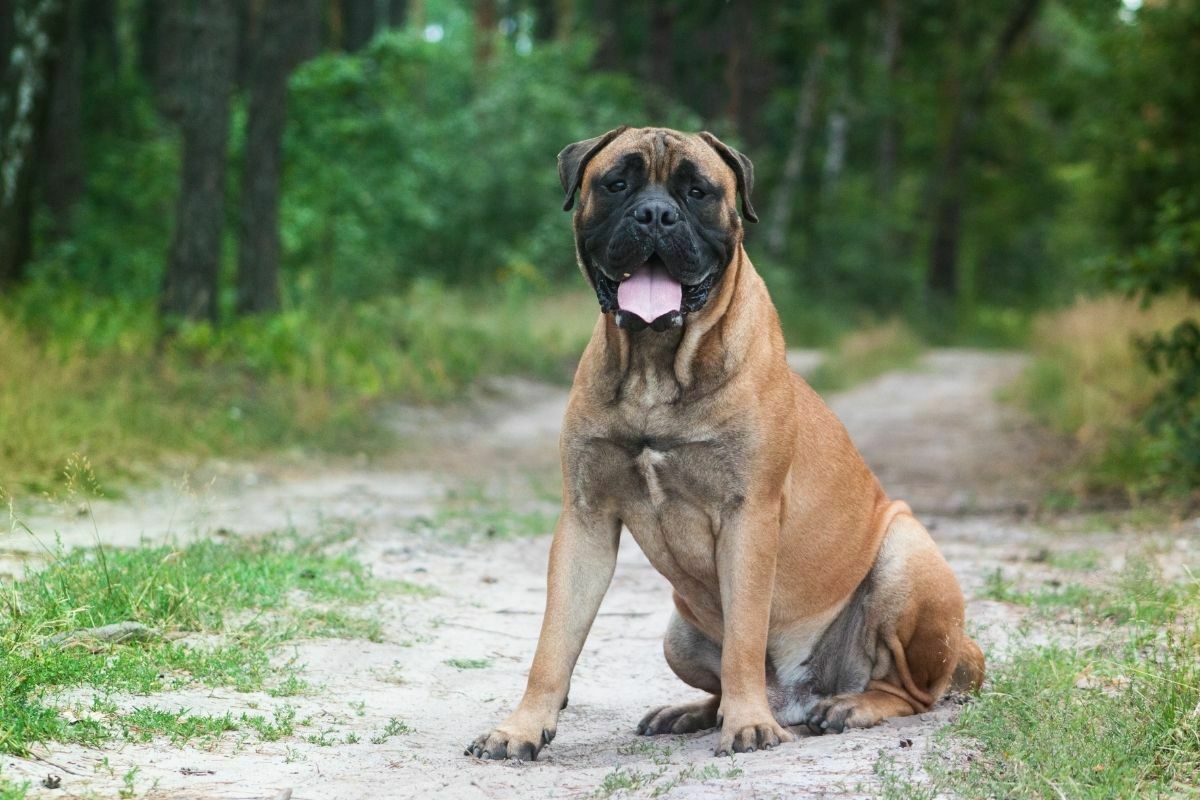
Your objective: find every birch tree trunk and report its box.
[0,0,64,288]
[765,44,826,260]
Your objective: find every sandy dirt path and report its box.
[6,350,1187,799]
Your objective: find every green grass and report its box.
[0,774,27,800]
[807,319,925,393]
[884,563,1200,798]
[406,480,560,542]
[0,526,401,756]
[368,717,414,744]
[982,559,1191,627]
[444,658,492,670]
[0,283,595,498]
[591,759,744,799]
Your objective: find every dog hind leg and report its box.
[806,510,975,734]
[638,608,722,735]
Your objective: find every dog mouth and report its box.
[613,254,683,332]
[592,254,721,332]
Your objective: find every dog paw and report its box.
[465,725,554,762]
[637,697,720,735]
[714,708,794,755]
[805,695,873,735]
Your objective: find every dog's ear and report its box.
[698,131,757,223]
[557,126,629,212]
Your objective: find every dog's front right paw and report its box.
[465,724,554,762]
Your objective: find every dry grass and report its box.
[1017,293,1198,501]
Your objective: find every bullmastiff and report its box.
[466,126,984,761]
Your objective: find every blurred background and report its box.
[0,0,1196,504]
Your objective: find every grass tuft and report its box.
[807,320,925,393]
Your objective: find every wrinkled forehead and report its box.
[584,128,734,189]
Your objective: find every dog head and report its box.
[558,127,756,332]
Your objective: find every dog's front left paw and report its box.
[465,724,554,762]
[714,706,794,755]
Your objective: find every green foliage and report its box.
[284,28,697,297]
[1093,2,1200,499]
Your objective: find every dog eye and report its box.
[607,180,627,193]
[688,187,706,199]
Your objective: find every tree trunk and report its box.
[139,0,186,123]
[926,0,1043,305]
[160,0,237,323]
[592,0,620,70]
[82,0,118,69]
[342,0,375,51]
[531,0,556,40]
[41,0,84,237]
[721,0,749,131]
[876,0,902,201]
[386,0,407,28]
[821,107,848,190]
[236,0,321,315]
[474,0,497,70]
[645,0,675,96]
[764,44,826,260]
[1,0,65,289]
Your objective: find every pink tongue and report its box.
[616,262,683,324]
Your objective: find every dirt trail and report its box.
[5,350,1183,799]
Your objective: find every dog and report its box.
[466,126,984,761]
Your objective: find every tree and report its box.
[876,0,902,203]
[1,0,65,289]
[926,0,1043,305]
[41,0,84,238]
[160,0,237,323]
[474,0,497,70]
[236,0,322,315]
[342,0,377,52]
[764,44,826,260]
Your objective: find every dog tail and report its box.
[950,636,985,692]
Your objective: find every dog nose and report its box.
[632,200,679,228]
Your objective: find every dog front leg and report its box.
[466,505,620,761]
[714,501,795,755]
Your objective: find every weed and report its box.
[120,708,238,746]
[305,728,339,747]
[445,658,492,670]
[369,717,413,744]
[593,767,663,798]
[807,320,925,393]
[118,767,139,799]
[407,480,558,542]
[242,707,298,742]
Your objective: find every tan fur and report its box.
[467,128,983,761]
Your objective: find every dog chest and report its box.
[567,431,748,594]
